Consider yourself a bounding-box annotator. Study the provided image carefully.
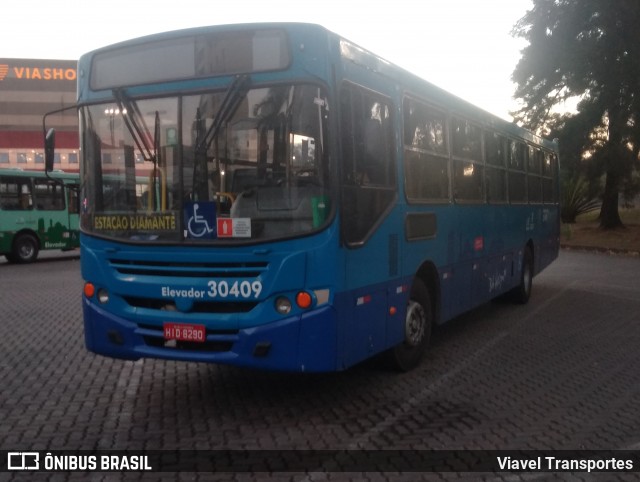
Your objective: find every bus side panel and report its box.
[298,305,340,372]
[401,205,459,323]
[0,225,12,254]
[333,278,410,370]
[536,205,561,274]
[402,204,542,324]
[335,284,387,369]
[36,209,75,251]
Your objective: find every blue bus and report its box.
[49,23,559,371]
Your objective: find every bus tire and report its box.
[11,233,39,264]
[511,247,533,304]
[386,278,432,372]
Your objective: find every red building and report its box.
[0,58,78,171]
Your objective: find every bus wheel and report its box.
[511,247,533,304]
[386,279,432,372]
[12,234,39,264]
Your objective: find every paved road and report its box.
[1,250,640,481]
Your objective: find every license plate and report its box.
[163,323,206,343]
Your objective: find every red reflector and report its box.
[356,295,372,306]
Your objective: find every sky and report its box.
[3,0,532,121]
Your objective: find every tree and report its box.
[512,0,640,229]
[548,112,601,223]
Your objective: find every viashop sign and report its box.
[0,58,76,89]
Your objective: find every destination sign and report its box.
[93,213,176,231]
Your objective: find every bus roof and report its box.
[78,22,556,152]
[0,168,79,181]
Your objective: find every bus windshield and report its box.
[80,83,331,243]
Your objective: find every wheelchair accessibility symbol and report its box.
[184,201,216,239]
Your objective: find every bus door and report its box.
[338,78,402,367]
[66,183,80,248]
[32,178,78,250]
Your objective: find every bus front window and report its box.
[80,83,331,243]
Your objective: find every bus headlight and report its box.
[275,297,292,315]
[97,289,110,304]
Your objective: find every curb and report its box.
[560,243,640,257]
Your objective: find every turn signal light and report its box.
[84,282,95,298]
[296,291,313,309]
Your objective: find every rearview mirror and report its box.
[45,128,56,172]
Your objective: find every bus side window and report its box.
[402,98,450,202]
[0,177,32,211]
[508,141,527,203]
[34,179,66,210]
[361,105,392,185]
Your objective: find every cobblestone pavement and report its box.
[1,250,640,481]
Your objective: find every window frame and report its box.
[33,178,67,211]
[484,131,508,204]
[451,116,484,204]
[402,95,450,204]
[508,139,528,204]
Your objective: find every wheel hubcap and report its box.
[19,244,34,258]
[405,300,426,347]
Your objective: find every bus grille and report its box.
[123,296,258,313]
[108,258,268,278]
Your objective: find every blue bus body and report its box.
[77,23,559,372]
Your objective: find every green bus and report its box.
[0,168,80,263]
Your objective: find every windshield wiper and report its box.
[112,89,163,210]
[112,89,156,163]
[195,74,250,154]
[192,74,250,201]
